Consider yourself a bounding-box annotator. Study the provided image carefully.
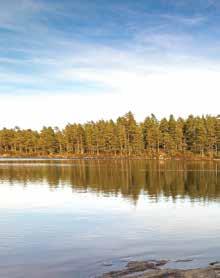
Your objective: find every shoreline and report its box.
[99,259,220,278]
[0,155,219,161]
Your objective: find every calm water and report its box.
[0,159,219,278]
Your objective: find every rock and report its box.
[99,260,169,277]
[155,259,169,266]
[100,267,218,278]
[127,260,168,269]
[126,261,158,270]
[98,259,220,278]
[210,261,220,266]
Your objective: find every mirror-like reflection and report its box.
[0,160,219,203]
[0,159,219,278]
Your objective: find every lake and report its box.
[0,159,219,278]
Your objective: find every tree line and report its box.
[0,112,219,158]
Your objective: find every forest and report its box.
[0,112,219,158]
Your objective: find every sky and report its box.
[0,0,220,129]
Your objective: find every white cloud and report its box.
[0,0,219,128]
[0,68,219,129]
[161,14,206,26]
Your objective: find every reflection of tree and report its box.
[0,160,219,204]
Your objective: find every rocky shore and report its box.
[99,260,220,278]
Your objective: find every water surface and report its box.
[0,159,219,278]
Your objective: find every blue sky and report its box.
[0,0,220,128]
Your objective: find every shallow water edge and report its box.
[99,259,220,277]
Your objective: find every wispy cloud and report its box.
[161,14,206,26]
[0,0,219,127]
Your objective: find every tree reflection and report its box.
[0,160,219,203]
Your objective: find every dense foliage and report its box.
[0,112,219,158]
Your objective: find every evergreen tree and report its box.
[0,113,219,158]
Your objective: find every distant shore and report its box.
[0,154,219,161]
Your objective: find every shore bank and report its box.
[99,260,220,277]
[0,155,219,161]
